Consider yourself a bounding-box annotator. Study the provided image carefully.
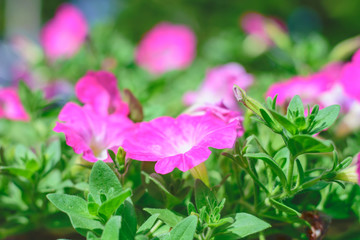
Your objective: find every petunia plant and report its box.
[47,160,271,240]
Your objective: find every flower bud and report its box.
[116,147,127,174]
[233,85,282,133]
[334,154,360,185]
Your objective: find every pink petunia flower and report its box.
[184,63,253,111]
[184,103,244,137]
[53,102,133,162]
[266,62,349,109]
[335,153,360,185]
[122,113,238,174]
[340,49,360,102]
[240,12,286,46]
[0,88,29,121]
[135,22,196,75]
[75,71,129,116]
[40,3,88,60]
[357,154,360,185]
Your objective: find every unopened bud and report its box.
[116,147,126,174]
[233,85,282,133]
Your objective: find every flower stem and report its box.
[287,154,296,192]
[189,162,210,187]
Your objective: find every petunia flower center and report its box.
[89,139,108,160]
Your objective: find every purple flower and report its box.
[135,22,196,75]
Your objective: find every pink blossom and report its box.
[266,63,346,108]
[135,22,196,75]
[184,63,253,111]
[40,3,88,60]
[54,102,133,162]
[75,71,129,116]
[185,103,244,137]
[357,154,360,185]
[0,88,29,121]
[240,12,286,46]
[122,113,238,174]
[340,49,360,102]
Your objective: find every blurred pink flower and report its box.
[75,71,129,116]
[0,88,29,121]
[184,63,253,110]
[40,3,88,60]
[240,12,286,46]
[357,154,360,185]
[123,113,237,174]
[54,103,133,162]
[135,22,196,75]
[266,63,350,109]
[340,49,360,102]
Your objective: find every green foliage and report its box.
[47,161,133,238]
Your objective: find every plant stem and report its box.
[287,154,296,192]
[245,168,269,194]
[204,227,213,240]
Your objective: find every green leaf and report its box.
[187,202,197,216]
[47,194,103,236]
[0,166,32,178]
[89,161,122,205]
[194,179,217,213]
[335,156,353,171]
[169,215,197,240]
[269,199,301,216]
[227,213,271,238]
[15,145,37,164]
[88,202,100,216]
[307,105,340,134]
[137,214,160,234]
[208,217,234,228]
[101,216,121,240]
[87,231,100,240]
[107,149,116,162]
[144,208,183,228]
[98,189,132,221]
[43,140,61,174]
[269,110,298,135]
[117,200,137,240]
[295,159,305,185]
[141,171,181,207]
[288,135,334,157]
[244,153,287,188]
[25,159,40,172]
[287,95,304,120]
[260,109,281,133]
[47,193,92,218]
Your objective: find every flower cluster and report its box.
[54,70,239,174]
